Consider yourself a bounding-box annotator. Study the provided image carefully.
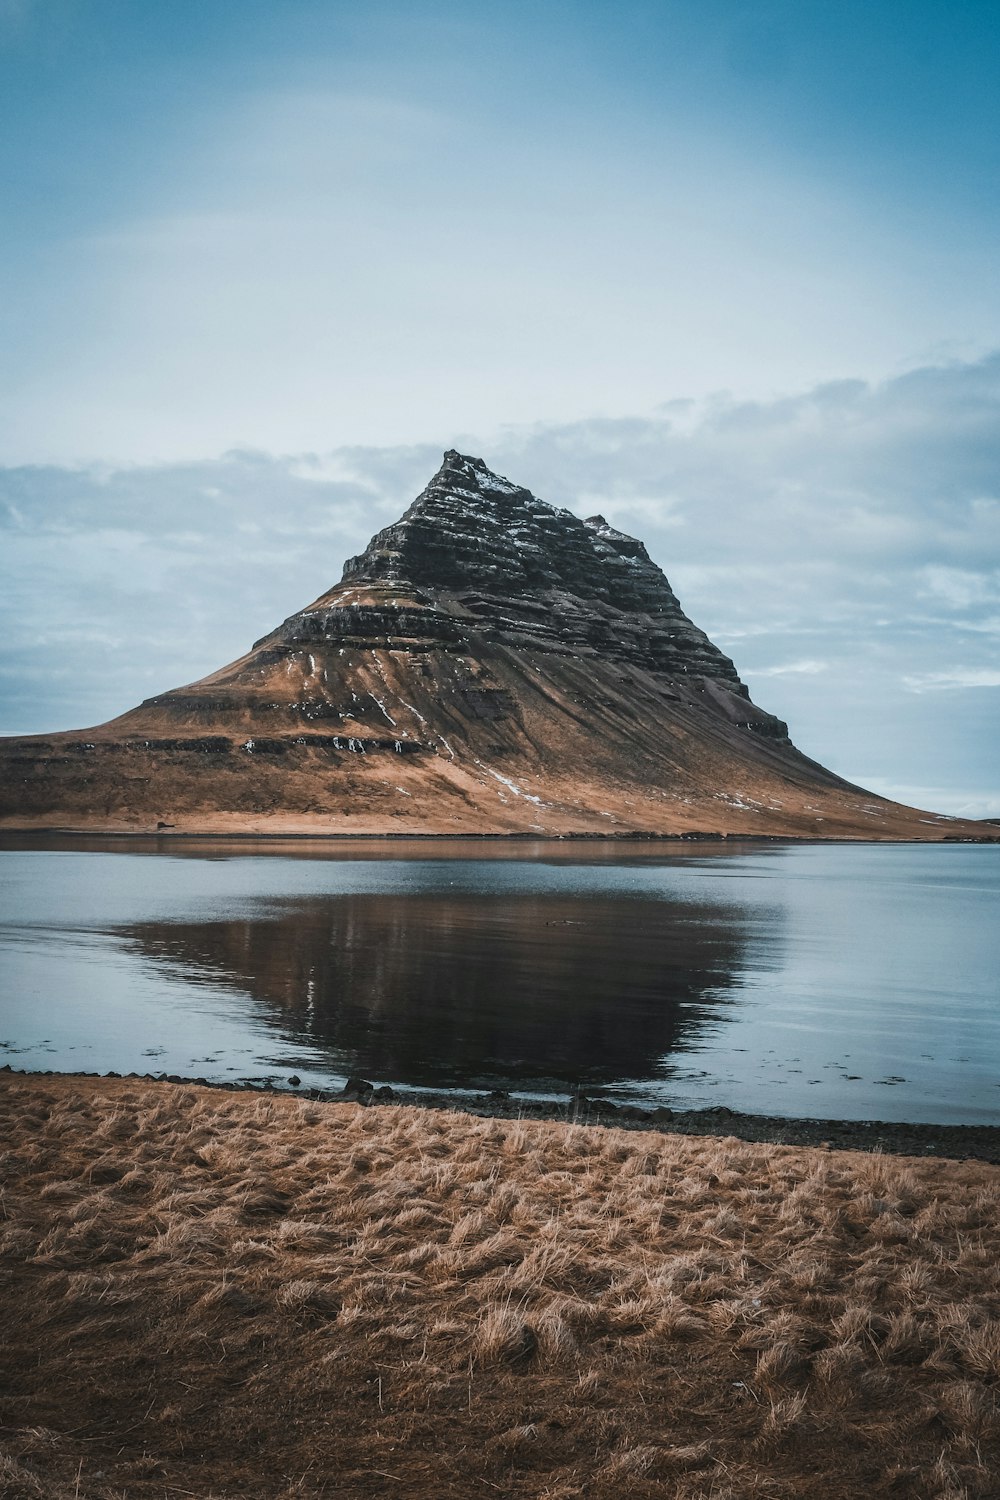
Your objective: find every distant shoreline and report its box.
[5,1066,999,1162]
[2,827,999,843]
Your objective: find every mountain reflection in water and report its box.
[123,893,756,1090]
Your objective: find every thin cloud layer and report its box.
[1,356,998,814]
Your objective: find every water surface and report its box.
[1,837,997,1123]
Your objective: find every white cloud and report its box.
[859,780,1000,820]
[742,659,827,678]
[903,669,1000,693]
[919,566,1000,609]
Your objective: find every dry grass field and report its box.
[1,1074,999,1499]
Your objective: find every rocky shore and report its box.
[6,1064,999,1163]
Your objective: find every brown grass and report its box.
[1,1074,999,1499]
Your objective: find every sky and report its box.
[2,0,999,815]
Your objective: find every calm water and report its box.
[0,837,997,1124]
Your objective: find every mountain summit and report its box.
[261,450,765,701]
[0,452,979,838]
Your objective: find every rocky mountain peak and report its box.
[343,452,656,595]
[435,449,524,493]
[309,452,744,686]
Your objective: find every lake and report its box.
[0,837,997,1124]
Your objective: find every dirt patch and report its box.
[2,1073,999,1499]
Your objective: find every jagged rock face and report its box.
[277,451,747,686]
[0,452,984,839]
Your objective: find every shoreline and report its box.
[6,1065,999,1162]
[3,826,1000,842]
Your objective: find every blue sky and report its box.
[1,1,999,813]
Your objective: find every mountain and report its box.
[0,451,986,839]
